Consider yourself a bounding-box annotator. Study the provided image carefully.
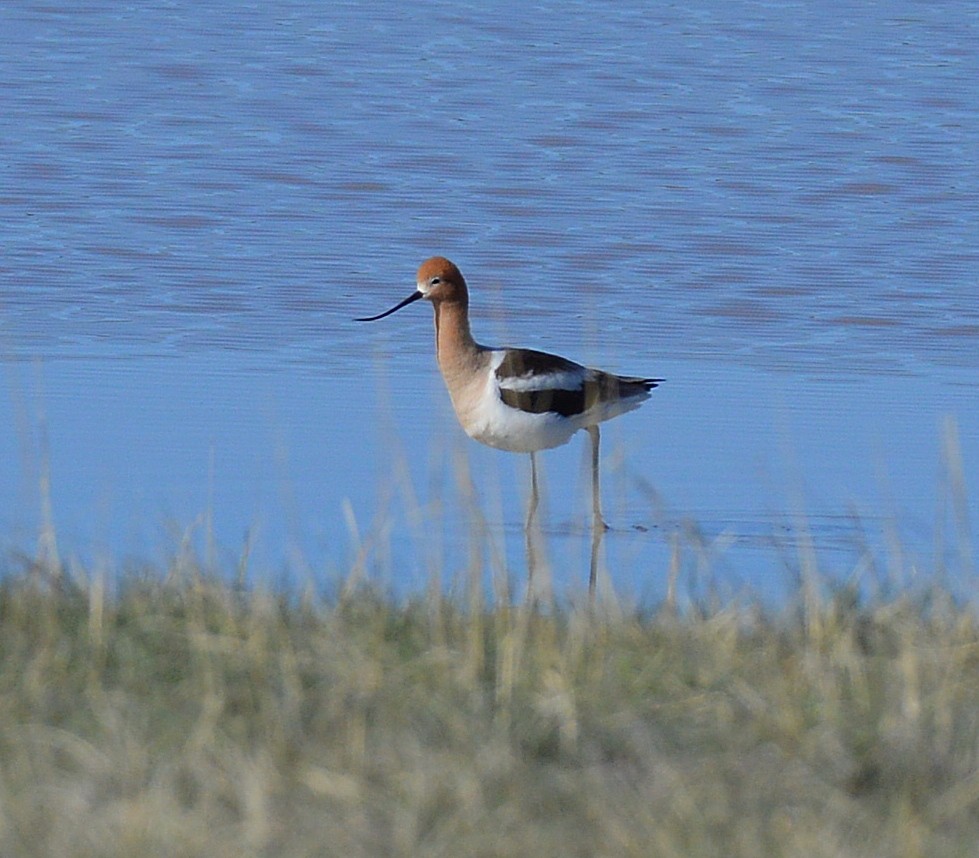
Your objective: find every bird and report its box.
[356,256,661,594]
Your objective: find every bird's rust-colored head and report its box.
[355,256,468,322]
[415,256,468,306]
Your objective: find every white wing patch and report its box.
[490,350,586,392]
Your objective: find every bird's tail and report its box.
[619,376,663,392]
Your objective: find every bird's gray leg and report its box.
[525,451,540,597]
[529,451,541,526]
[587,425,606,596]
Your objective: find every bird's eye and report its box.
[430,277,441,285]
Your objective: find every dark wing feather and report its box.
[495,349,662,418]
[499,386,586,417]
[494,349,584,382]
[496,349,587,417]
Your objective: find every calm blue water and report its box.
[2,1,977,602]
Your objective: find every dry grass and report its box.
[0,552,977,858]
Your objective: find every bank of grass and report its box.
[0,554,976,858]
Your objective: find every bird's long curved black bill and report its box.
[355,290,424,322]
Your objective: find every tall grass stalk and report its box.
[1,545,978,857]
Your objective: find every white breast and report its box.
[450,352,581,453]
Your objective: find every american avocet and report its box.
[357,256,661,594]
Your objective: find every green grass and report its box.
[1,554,978,857]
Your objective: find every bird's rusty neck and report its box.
[433,297,483,379]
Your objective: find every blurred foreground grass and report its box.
[1,557,978,857]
